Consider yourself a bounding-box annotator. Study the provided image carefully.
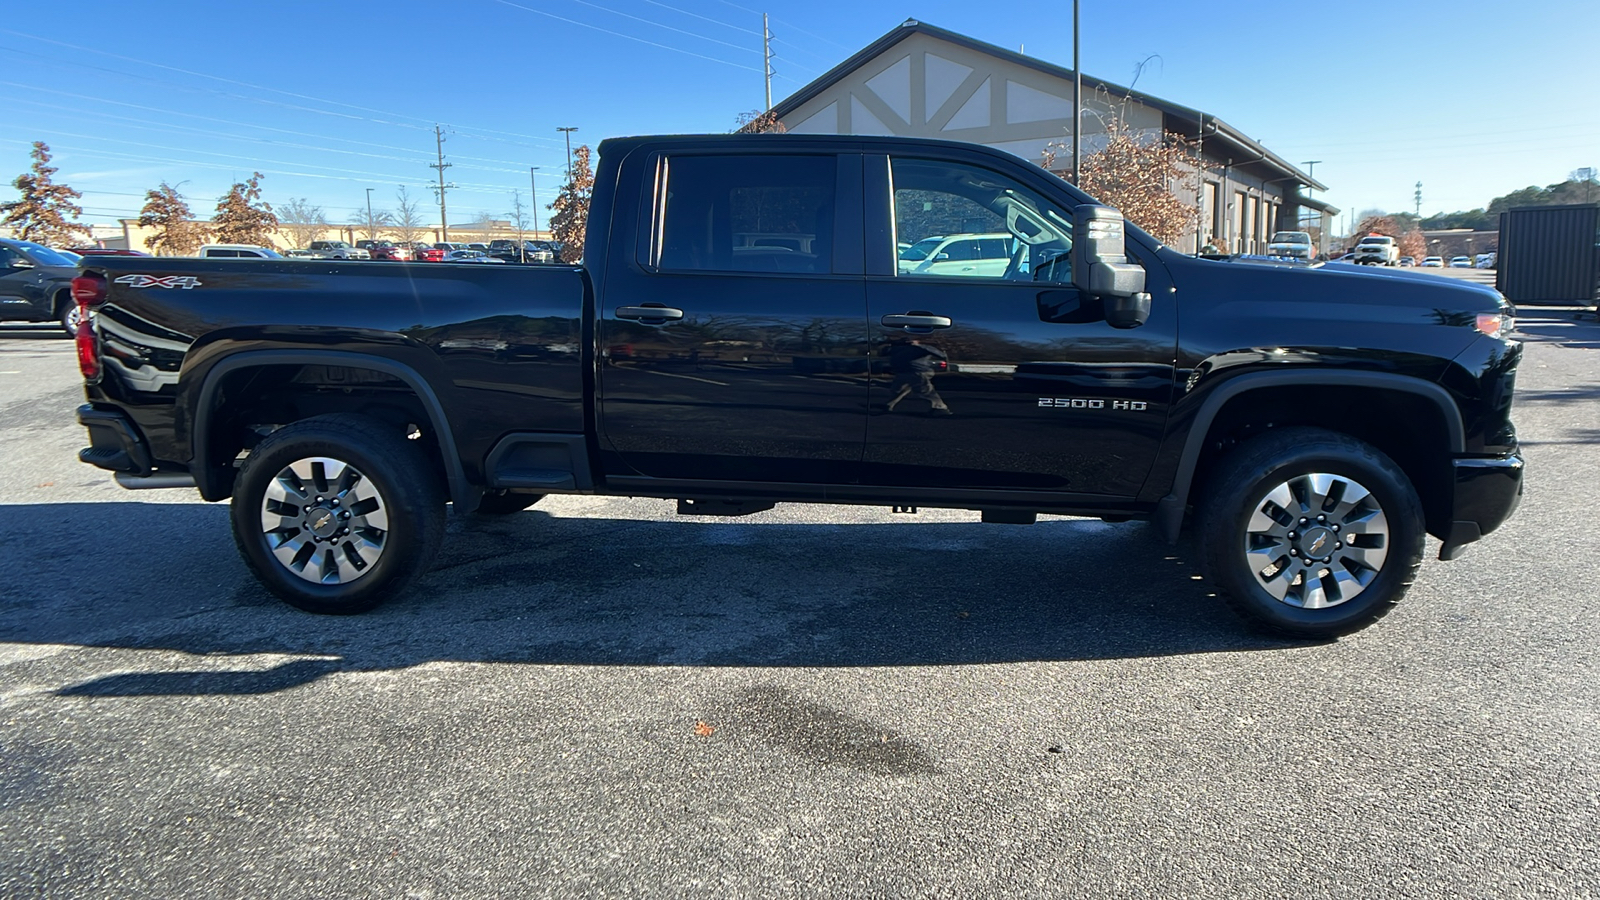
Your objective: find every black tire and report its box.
[474,490,545,515]
[230,413,445,614]
[57,293,82,337]
[1197,427,1425,639]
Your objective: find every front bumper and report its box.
[1437,449,1525,560]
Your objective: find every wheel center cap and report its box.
[1298,526,1335,558]
[306,507,338,537]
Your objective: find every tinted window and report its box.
[890,158,1072,283]
[0,246,20,268]
[659,154,834,275]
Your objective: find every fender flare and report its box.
[1153,370,1465,541]
[191,349,474,508]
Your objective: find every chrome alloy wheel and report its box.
[63,304,86,333]
[259,457,389,585]
[1243,472,1390,610]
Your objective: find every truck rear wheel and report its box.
[1197,427,1424,638]
[230,414,445,614]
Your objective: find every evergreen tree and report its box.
[1,141,91,246]
[212,172,278,246]
[548,145,593,263]
[138,182,206,256]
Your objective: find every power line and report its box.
[491,0,761,72]
[640,0,762,35]
[561,0,763,55]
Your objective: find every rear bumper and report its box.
[77,404,152,474]
[1437,449,1524,560]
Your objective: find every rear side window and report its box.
[657,155,835,275]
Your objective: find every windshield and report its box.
[17,242,79,266]
[898,237,943,262]
[1270,232,1309,244]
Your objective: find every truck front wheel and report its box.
[230,414,445,614]
[1197,427,1424,638]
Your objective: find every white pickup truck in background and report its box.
[1353,234,1400,266]
[1266,231,1316,260]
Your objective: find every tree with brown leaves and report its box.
[212,173,278,247]
[138,182,207,256]
[548,145,593,263]
[1045,116,1198,246]
[2,141,92,247]
[734,110,787,134]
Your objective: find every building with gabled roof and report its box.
[767,19,1337,255]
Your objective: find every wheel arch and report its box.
[1154,370,1465,542]
[190,349,474,509]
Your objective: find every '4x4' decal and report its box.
[114,274,204,290]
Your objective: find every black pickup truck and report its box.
[70,134,1524,637]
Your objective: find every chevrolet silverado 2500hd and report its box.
[70,134,1523,637]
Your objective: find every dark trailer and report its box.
[1496,203,1600,307]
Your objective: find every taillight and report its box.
[71,273,107,383]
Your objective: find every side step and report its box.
[677,498,775,517]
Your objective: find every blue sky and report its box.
[3,0,1595,234]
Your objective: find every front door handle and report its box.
[615,305,684,321]
[880,313,953,329]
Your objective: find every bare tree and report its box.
[470,211,499,244]
[276,197,328,249]
[507,191,531,260]
[392,185,428,244]
[137,182,206,256]
[1,141,92,246]
[349,204,392,242]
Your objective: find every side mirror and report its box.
[934,252,950,261]
[1070,204,1150,328]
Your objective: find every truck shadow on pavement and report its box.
[0,501,1298,697]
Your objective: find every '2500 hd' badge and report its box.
[1039,397,1148,410]
[114,274,204,290]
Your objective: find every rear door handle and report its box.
[880,314,953,329]
[615,305,684,321]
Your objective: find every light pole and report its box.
[364,188,374,240]
[530,167,541,236]
[558,127,578,178]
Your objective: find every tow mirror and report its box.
[1070,204,1151,328]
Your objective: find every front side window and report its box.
[658,154,835,275]
[890,158,1072,283]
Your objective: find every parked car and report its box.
[283,249,316,259]
[71,132,1524,640]
[897,233,1014,276]
[413,246,447,262]
[466,243,490,252]
[1475,253,1496,269]
[443,249,504,263]
[0,237,83,335]
[307,240,371,260]
[1421,256,1444,267]
[371,244,414,261]
[487,239,557,264]
[1352,234,1399,266]
[69,248,150,257]
[1399,256,1416,267]
[433,242,468,253]
[1448,256,1472,268]
[199,244,283,259]
[1266,231,1317,260]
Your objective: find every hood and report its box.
[1168,253,1504,309]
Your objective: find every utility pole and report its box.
[1071,0,1081,185]
[364,188,374,240]
[1415,181,1423,217]
[530,166,541,236]
[763,13,774,111]
[558,127,578,179]
[430,125,452,241]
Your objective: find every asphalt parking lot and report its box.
[2,312,1597,898]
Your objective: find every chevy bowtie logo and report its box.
[114,274,204,290]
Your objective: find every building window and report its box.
[658,154,836,274]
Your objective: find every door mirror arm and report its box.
[1070,204,1150,329]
